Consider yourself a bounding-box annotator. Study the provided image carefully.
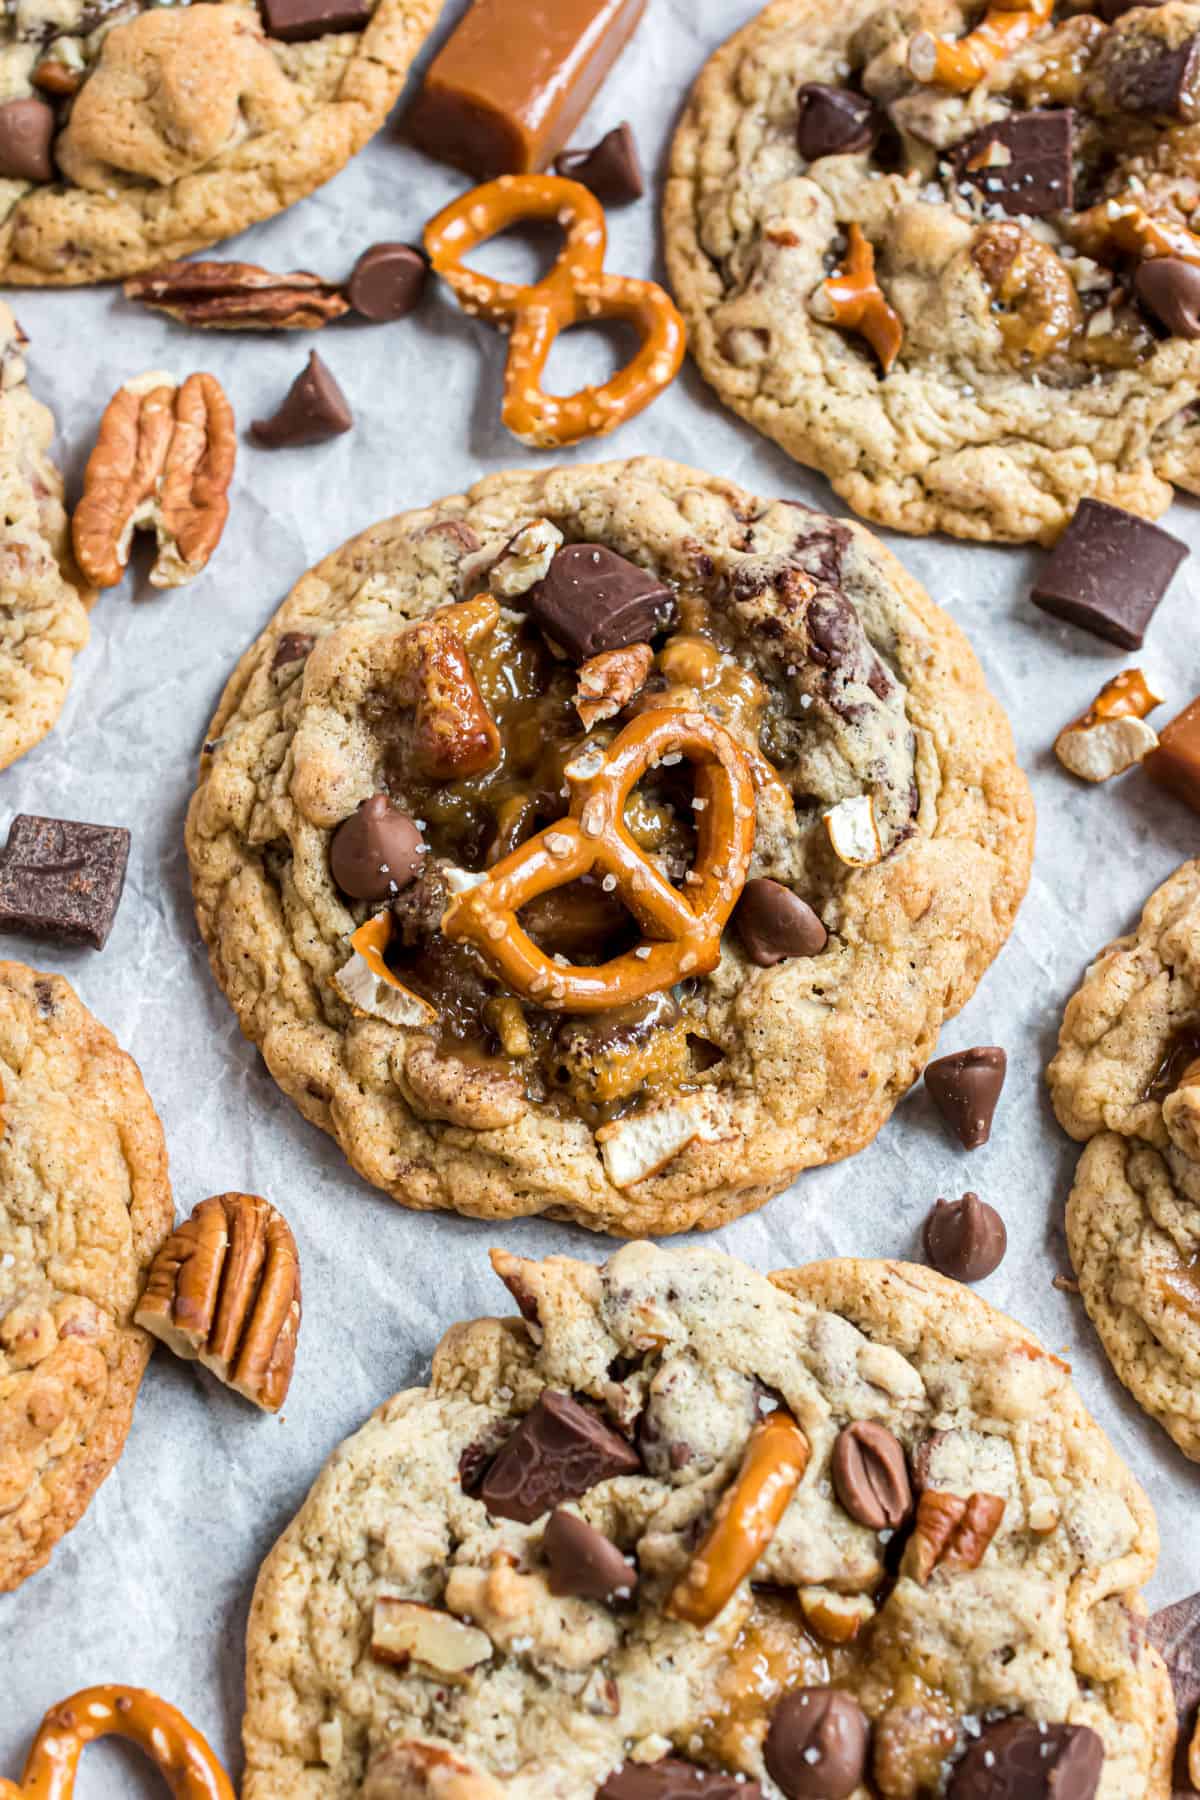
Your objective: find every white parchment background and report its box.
[3,0,1199,1786]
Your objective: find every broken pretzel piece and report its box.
[135,1192,301,1412]
[902,1488,1005,1585]
[908,0,1053,93]
[125,260,351,330]
[1055,668,1162,782]
[574,642,654,729]
[73,371,235,590]
[397,615,501,780]
[811,224,903,375]
[823,793,883,866]
[334,913,439,1030]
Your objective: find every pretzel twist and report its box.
[1,1687,233,1800]
[441,708,756,1012]
[424,175,686,450]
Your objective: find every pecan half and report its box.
[125,260,350,330]
[575,642,653,729]
[902,1488,1005,1584]
[72,372,235,589]
[134,1192,301,1412]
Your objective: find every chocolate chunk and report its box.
[251,352,353,447]
[272,631,316,671]
[831,1421,912,1532]
[1032,499,1187,649]
[924,1046,1007,1149]
[1104,32,1200,120]
[953,110,1074,218]
[480,1390,640,1524]
[1135,257,1200,337]
[330,794,425,902]
[598,1761,760,1800]
[259,0,369,39]
[948,1718,1103,1799]
[526,545,676,662]
[735,879,827,966]
[923,1193,1007,1282]
[1147,694,1200,812]
[796,84,879,161]
[543,1508,636,1602]
[0,815,130,951]
[1149,1592,1200,1792]
[346,242,428,322]
[555,122,644,205]
[765,1688,869,1800]
[0,97,56,183]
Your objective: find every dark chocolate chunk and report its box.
[346,242,428,321]
[796,84,879,161]
[330,794,424,902]
[831,1421,912,1532]
[1147,694,1200,813]
[1135,257,1200,337]
[598,1761,760,1800]
[924,1046,1007,1149]
[948,1718,1104,1799]
[1148,1591,1200,1793]
[923,1193,1007,1282]
[251,351,353,447]
[734,878,827,966]
[764,1688,870,1800]
[0,815,130,951]
[1032,499,1188,649]
[526,545,676,662]
[259,0,369,39]
[0,97,56,184]
[272,631,316,671]
[480,1390,640,1524]
[543,1508,636,1602]
[1103,31,1200,120]
[554,122,644,205]
[953,110,1074,218]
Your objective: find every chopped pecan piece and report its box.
[125,260,350,329]
[32,57,83,95]
[574,642,654,729]
[902,1488,1005,1584]
[370,1597,492,1677]
[397,616,501,779]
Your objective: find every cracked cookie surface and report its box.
[185,458,1032,1235]
[1049,859,1200,1461]
[241,1243,1174,1799]
[0,960,173,1591]
[665,0,1200,544]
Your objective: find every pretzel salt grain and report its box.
[0,1685,233,1799]
[908,0,1053,92]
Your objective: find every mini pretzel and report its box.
[908,0,1053,92]
[424,175,686,450]
[441,708,755,1012]
[813,224,903,374]
[1,1686,233,1799]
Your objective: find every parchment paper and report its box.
[3,0,1198,1786]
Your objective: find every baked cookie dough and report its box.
[0,961,173,1591]
[665,0,1200,544]
[241,1243,1174,1799]
[0,304,91,769]
[1049,859,1200,1462]
[185,458,1033,1235]
[0,0,439,285]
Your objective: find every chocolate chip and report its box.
[1135,257,1200,337]
[480,1391,640,1524]
[1104,32,1200,120]
[953,110,1074,217]
[554,122,644,205]
[0,815,130,951]
[259,0,369,39]
[0,97,56,183]
[924,1046,1006,1149]
[1149,1592,1200,1792]
[796,85,879,161]
[948,1718,1103,1799]
[330,794,424,902]
[831,1421,912,1532]
[543,1509,636,1602]
[734,878,827,966]
[251,351,353,447]
[526,545,676,662]
[1147,694,1200,813]
[346,242,428,321]
[764,1688,869,1800]
[271,631,316,671]
[598,1760,760,1800]
[1032,499,1188,649]
[923,1193,1007,1282]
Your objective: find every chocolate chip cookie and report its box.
[1049,859,1200,1461]
[241,1244,1174,1798]
[665,0,1200,544]
[0,0,438,284]
[0,961,173,1590]
[185,459,1033,1234]
[0,305,91,768]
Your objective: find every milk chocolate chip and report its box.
[272,631,316,671]
[330,794,425,901]
[543,1508,636,1602]
[831,1421,912,1531]
[923,1193,1007,1282]
[949,1718,1103,1799]
[526,545,676,661]
[260,0,369,40]
[765,1688,870,1800]
[555,122,644,204]
[347,243,428,321]
[734,879,827,966]
[796,84,880,160]
[924,1046,1006,1149]
[480,1390,640,1524]
[1136,257,1200,337]
[0,97,56,183]
[252,352,353,447]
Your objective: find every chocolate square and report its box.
[259,0,369,41]
[1031,499,1188,648]
[0,815,131,950]
[953,109,1074,217]
[1104,32,1200,119]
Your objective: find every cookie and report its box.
[185,458,1033,1234]
[664,0,1200,545]
[241,1243,1174,1798]
[0,0,439,285]
[1048,859,1200,1461]
[0,961,173,1591]
[0,305,91,769]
